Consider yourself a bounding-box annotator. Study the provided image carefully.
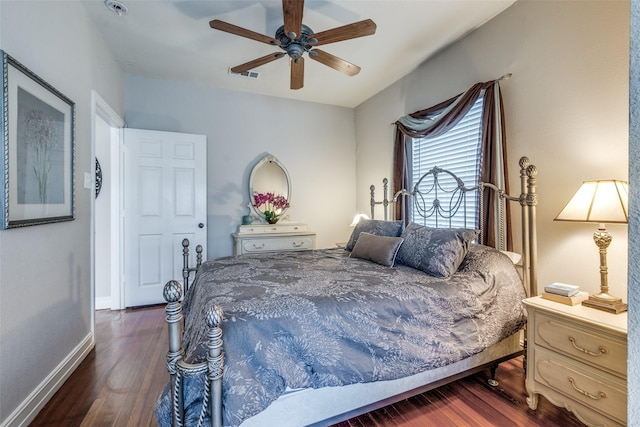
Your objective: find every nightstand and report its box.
[523,296,627,427]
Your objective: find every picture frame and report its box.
[0,50,75,229]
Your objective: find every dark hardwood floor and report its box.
[31,306,585,427]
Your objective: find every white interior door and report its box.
[123,128,207,307]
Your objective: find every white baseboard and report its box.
[95,296,112,310]
[0,333,95,427]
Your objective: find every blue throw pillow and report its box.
[345,219,404,251]
[396,222,478,278]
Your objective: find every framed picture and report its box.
[1,51,75,229]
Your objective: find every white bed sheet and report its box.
[240,332,523,427]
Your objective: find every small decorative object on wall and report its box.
[0,50,75,229]
[95,157,103,198]
[252,192,290,224]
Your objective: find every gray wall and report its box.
[124,76,357,257]
[0,1,124,424]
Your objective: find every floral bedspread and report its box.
[155,246,526,427]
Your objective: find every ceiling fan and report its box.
[209,0,377,90]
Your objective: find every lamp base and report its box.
[582,295,628,314]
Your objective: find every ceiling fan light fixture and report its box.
[104,0,128,16]
[209,0,376,89]
[287,43,305,60]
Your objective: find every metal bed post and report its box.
[518,157,531,298]
[163,281,186,427]
[525,162,539,297]
[370,178,389,220]
[370,185,375,219]
[164,279,225,427]
[182,239,203,293]
[206,306,225,427]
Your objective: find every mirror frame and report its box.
[248,154,292,219]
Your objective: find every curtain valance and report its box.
[392,79,512,250]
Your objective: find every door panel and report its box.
[123,129,206,307]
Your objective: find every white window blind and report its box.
[410,96,484,228]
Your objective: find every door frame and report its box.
[91,91,125,314]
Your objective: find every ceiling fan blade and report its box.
[309,19,377,46]
[230,53,286,74]
[290,57,304,90]
[210,19,281,46]
[282,0,304,39]
[308,49,360,76]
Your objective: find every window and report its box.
[410,96,484,228]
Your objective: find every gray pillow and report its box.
[345,219,404,251]
[396,222,478,278]
[350,232,404,267]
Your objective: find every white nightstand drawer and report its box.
[534,351,626,424]
[241,236,314,253]
[535,313,626,377]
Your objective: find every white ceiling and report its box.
[82,0,516,108]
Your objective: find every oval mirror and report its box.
[249,154,291,219]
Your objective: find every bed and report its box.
[155,156,539,427]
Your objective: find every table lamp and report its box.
[555,180,628,313]
[351,213,370,226]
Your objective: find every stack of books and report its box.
[541,283,589,305]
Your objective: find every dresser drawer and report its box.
[241,236,314,253]
[535,313,626,377]
[534,350,626,424]
[237,224,308,234]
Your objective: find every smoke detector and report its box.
[104,0,128,16]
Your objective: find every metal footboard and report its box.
[163,280,224,427]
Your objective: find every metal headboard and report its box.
[370,156,538,298]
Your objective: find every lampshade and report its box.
[350,213,370,226]
[555,180,628,224]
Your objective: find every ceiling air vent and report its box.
[228,68,260,79]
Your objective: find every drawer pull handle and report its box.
[292,241,304,247]
[251,243,265,249]
[568,336,608,356]
[568,377,607,400]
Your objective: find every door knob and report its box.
[198,223,204,228]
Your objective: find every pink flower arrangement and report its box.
[253,192,290,223]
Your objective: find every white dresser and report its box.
[523,296,627,427]
[232,223,316,255]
